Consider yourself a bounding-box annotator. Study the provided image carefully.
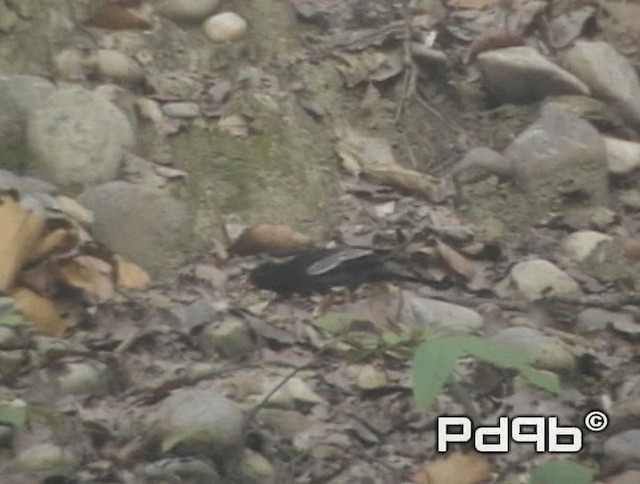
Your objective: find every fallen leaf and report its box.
[83,4,153,30]
[621,236,640,260]
[55,195,94,226]
[230,224,314,256]
[435,240,480,280]
[9,287,69,337]
[55,256,115,302]
[27,227,78,263]
[113,255,151,289]
[413,452,492,484]
[0,195,46,291]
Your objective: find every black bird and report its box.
[250,247,430,296]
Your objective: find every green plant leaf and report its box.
[413,338,463,409]
[413,336,563,410]
[530,459,595,484]
[521,367,564,395]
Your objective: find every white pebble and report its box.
[203,12,247,43]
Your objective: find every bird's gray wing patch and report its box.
[306,248,372,275]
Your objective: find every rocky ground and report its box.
[1,0,640,483]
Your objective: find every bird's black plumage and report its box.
[250,247,428,296]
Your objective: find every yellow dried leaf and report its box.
[55,195,94,226]
[9,287,69,337]
[230,224,314,256]
[413,453,491,484]
[0,195,46,291]
[55,256,114,302]
[114,255,150,289]
[27,228,78,263]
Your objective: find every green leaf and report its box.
[0,400,28,427]
[311,313,362,334]
[413,336,563,410]
[521,367,564,395]
[413,338,463,409]
[530,459,595,484]
[0,312,30,328]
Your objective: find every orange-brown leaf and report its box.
[83,4,153,30]
[55,256,114,302]
[9,287,70,337]
[230,224,314,256]
[0,195,46,291]
[113,255,151,289]
[413,453,492,484]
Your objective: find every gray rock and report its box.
[510,259,580,301]
[575,308,631,333]
[0,169,57,194]
[506,105,608,208]
[155,0,220,23]
[162,102,200,119]
[152,388,245,459]
[58,361,110,396]
[0,74,54,169]
[27,87,134,188]
[257,409,312,439]
[401,294,484,333]
[137,457,221,484]
[603,430,640,467]
[561,230,612,263]
[13,442,80,473]
[605,137,640,175]
[476,46,589,104]
[78,181,193,277]
[233,449,276,484]
[200,319,255,359]
[491,327,576,371]
[564,41,640,127]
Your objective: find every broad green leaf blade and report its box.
[521,367,563,395]
[413,338,463,410]
[457,335,536,369]
[530,459,595,484]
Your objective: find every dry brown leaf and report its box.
[83,4,153,30]
[621,236,640,260]
[17,262,60,296]
[27,227,78,264]
[113,255,151,289]
[466,30,525,63]
[335,126,446,202]
[435,240,480,280]
[55,195,94,226]
[413,452,492,484]
[55,256,114,302]
[230,224,314,256]
[0,195,46,291]
[9,287,69,337]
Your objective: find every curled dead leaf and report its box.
[0,195,46,291]
[83,4,153,30]
[54,256,115,303]
[230,224,314,256]
[621,236,640,260]
[466,30,525,63]
[9,287,70,337]
[435,240,480,280]
[413,452,491,484]
[27,227,79,264]
[55,195,94,226]
[113,255,151,289]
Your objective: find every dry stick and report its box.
[245,360,317,423]
[390,0,415,123]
